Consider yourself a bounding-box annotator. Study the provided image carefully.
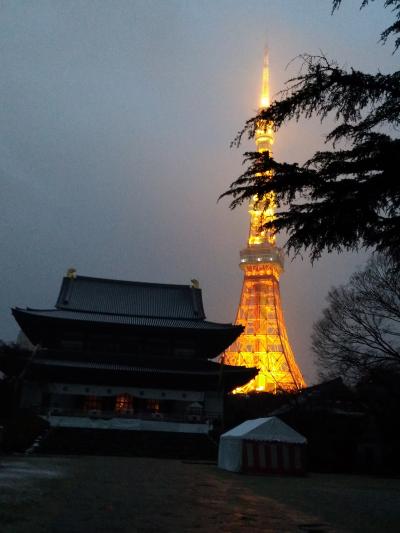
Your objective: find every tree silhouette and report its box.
[221,1,400,261]
[312,253,400,383]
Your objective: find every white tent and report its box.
[218,416,307,473]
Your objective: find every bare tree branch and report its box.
[313,254,400,383]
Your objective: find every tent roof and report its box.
[221,416,307,444]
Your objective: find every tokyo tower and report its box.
[224,52,306,393]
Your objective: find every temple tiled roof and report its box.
[0,349,257,391]
[12,274,243,357]
[56,276,206,320]
[13,308,235,331]
[32,356,226,375]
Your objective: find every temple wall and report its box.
[47,383,205,402]
[204,391,223,416]
[20,382,43,409]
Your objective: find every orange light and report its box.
[260,95,270,108]
[115,394,133,413]
[225,51,306,394]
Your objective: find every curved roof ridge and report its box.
[69,275,194,290]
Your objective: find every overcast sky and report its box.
[0,1,396,383]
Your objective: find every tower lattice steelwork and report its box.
[224,52,306,393]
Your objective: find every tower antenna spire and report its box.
[260,46,270,110]
[224,48,306,394]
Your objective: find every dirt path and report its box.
[1,456,399,532]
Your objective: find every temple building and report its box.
[4,272,255,435]
[224,53,306,393]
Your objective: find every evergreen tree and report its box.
[221,1,400,261]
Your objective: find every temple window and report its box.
[146,399,160,413]
[146,340,168,356]
[173,342,195,357]
[115,394,133,413]
[84,395,101,412]
[61,339,83,351]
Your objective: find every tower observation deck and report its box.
[224,52,306,394]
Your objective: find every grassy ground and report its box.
[1,455,399,532]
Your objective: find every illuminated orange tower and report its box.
[224,52,306,393]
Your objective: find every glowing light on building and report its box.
[259,52,270,110]
[224,50,306,394]
[115,394,133,413]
